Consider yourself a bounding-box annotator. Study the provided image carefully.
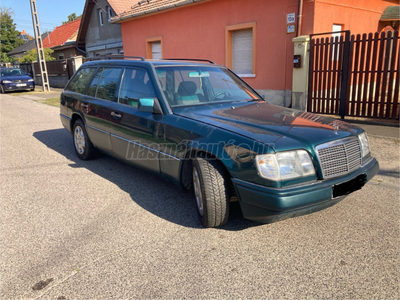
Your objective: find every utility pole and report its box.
[29,0,50,92]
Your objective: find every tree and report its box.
[0,7,25,63]
[20,48,56,63]
[62,13,81,24]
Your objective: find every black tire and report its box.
[0,85,4,94]
[192,155,229,228]
[72,119,95,160]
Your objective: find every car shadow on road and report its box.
[33,129,260,231]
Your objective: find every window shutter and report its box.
[151,41,162,59]
[232,28,253,74]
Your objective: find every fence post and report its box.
[339,31,351,119]
[292,35,310,110]
[30,62,36,84]
[71,56,83,74]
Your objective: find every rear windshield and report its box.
[155,66,261,108]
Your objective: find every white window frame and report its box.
[99,9,103,26]
[107,6,112,22]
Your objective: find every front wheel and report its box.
[73,119,95,160]
[192,156,229,228]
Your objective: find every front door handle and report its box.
[81,103,89,109]
[111,111,122,119]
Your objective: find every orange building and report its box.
[110,0,399,106]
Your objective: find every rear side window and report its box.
[95,68,123,101]
[86,68,103,97]
[66,67,96,94]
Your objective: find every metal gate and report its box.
[308,30,399,120]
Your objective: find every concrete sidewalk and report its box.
[15,88,64,101]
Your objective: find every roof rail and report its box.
[88,55,145,61]
[164,58,215,64]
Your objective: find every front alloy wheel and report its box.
[192,155,229,228]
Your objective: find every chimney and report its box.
[22,30,26,35]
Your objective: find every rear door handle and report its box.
[111,111,122,119]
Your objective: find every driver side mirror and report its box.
[138,98,163,114]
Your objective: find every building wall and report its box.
[119,0,397,106]
[120,0,303,106]
[86,0,123,57]
[51,47,82,60]
[312,0,398,34]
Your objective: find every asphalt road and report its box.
[1,93,399,299]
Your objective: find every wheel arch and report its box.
[70,113,85,132]
[180,149,237,201]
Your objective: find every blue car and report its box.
[0,67,35,93]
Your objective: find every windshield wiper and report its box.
[246,98,264,102]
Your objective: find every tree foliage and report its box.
[62,13,81,24]
[20,48,56,63]
[0,7,25,63]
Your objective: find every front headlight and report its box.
[358,132,370,158]
[28,79,34,82]
[2,80,11,83]
[256,150,316,181]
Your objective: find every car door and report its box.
[82,67,124,153]
[109,67,163,174]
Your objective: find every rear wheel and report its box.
[73,119,95,160]
[192,155,229,228]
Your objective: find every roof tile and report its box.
[107,0,134,15]
[112,0,199,20]
[42,18,81,48]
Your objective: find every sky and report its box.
[1,0,86,36]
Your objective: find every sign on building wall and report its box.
[287,13,295,24]
[287,13,296,34]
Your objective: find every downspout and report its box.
[75,46,87,56]
[297,0,304,36]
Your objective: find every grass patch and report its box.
[9,90,37,96]
[35,97,60,107]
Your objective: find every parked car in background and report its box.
[0,67,35,93]
[60,57,379,228]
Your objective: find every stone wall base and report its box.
[256,89,292,107]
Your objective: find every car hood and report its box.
[1,75,33,81]
[173,102,362,151]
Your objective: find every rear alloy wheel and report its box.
[193,155,229,228]
[73,119,95,160]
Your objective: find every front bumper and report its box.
[2,82,35,92]
[232,157,379,223]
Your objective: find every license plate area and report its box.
[16,83,27,87]
[332,174,367,198]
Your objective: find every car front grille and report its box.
[316,137,361,179]
[12,80,23,83]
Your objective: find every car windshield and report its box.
[155,66,261,108]
[0,68,27,77]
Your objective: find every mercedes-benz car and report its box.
[0,67,35,93]
[60,57,379,228]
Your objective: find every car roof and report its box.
[81,58,224,69]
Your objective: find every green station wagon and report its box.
[60,57,379,228]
